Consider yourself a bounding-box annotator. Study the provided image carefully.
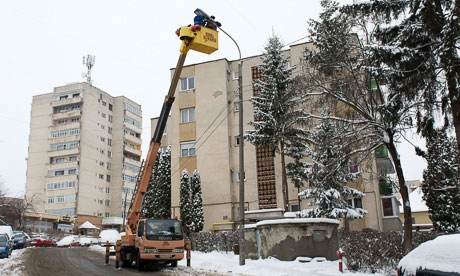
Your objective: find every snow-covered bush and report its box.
[340,229,438,274]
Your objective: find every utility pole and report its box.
[218,26,245,266]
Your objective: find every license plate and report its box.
[159,254,172,258]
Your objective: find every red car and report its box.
[30,234,55,247]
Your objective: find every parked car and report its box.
[30,234,55,247]
[0,225,13,241]
[397,234,460,276]
[0,233,12,258]
[98,229,119,246]
[56,235,78,247]
[76,236,99,247]
[12,231,31,249]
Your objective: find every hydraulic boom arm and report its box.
[125,10,219,236]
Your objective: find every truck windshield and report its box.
[145,219,183,240]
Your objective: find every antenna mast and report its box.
[82,54,96,85]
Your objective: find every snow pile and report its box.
[398,234,460,275]
[0,248,26,276]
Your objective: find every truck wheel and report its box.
[120,250,132,268]
[136,252,144,271]
[171,260,178,267]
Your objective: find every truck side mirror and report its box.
[138,221,144,237]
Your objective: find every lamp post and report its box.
[218,27,245,266]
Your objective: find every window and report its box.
[236,171,246,182]
[382,197,398,217]
[99,174,104,179]
[235,136,240,147]
[101,113,106,118]
[98,200,103,205]
[108,115,113,122]
[180,142,196,157]
[105,200,110,207]
[347,198,363,209]
[108,127,113,134]
[55,170,64,176]
[59,95,68,100]
[107,138,112,146]
[107,151,112,158]
[180,108,195,123]
[107,162,112,170]
[234,102,240,112]
[106,175,111,182]
[232,71,239,80]
[68,169,76,175]
[69,156,77,162]
[106,187,110,194]
[349,158,359,173]
[109,104,113,111]
[180,76,195,91]
[100,137,105,142]
[55,157,66,164]
[72,93,80,98]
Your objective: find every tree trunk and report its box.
[387,140,413,254]
[280,142,289,212]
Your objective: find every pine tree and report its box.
[142,146,171,219]
[246,34,309,211]
[299,112,366,220]
[179,169,192,229]
[189,170,204,232]
[302,0,416,253]
[418,128,460,232]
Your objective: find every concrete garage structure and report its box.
[244,218,340,261]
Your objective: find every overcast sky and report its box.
[0,0,425,197]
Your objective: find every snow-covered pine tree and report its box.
[302,0,417,253]
[142,146,172,219]
[179,169,192,230]
[245,33,309,211]
[142,151,161,218]
[418,128,460,232]
[189,170,204,232]
[299,111,366,220]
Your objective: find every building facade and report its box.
[153,41,402,233]
[26,82,142,230]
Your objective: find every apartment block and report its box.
[153,41,402,232]
[26,82,142,230]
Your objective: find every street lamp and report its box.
[218,26,245,266]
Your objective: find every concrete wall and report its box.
[245,218,339,261]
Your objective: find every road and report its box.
[21,247,184,276]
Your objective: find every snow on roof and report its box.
[399,187,428,213]
[245,208,284,214]
[78,221,99,229]
[254,218,339,228]
[398,234,460,274]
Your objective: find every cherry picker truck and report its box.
[119,9,220,270]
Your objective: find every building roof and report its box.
[78,221,99,229]
[399,187,428,213]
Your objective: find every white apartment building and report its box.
[153,41,402,233]
[26,82,142,229]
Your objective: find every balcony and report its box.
[379,180,393,196]
[123,133,142,145]
[51,109,81,120]
[51,96,82,107]
[375,146,395,175]
[375,146,388,158]
[123,145,141,157]
[48,147,80,158]
[123,157,141,167]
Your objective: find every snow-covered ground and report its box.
[0,245,386,276]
